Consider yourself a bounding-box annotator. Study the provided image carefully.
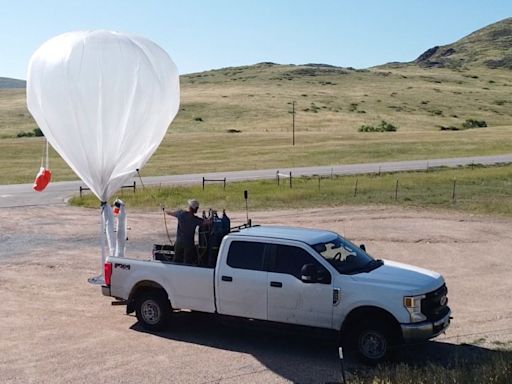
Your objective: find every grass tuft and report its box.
[347,353,512,384]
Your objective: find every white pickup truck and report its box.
[101,225,451,363]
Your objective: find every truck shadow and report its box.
[130,311,510,383]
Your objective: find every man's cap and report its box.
[188,199,199,209]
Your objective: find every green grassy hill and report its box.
[411,17,512,69]
[0,77,25,88]
[1,19,512,184]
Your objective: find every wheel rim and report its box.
[141,299,161,325]
[359,330,387,360]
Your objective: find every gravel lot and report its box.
[1,205,511,383]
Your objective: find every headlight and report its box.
[403,295,426,323]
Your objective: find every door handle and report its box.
[270,281,283,288]
[221,275,233,282]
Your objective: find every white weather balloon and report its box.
[27,30,180,202]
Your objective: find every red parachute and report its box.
[33,167,52,192]
[33,139,51,192]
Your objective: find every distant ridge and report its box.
[0,77,26,88]
[413,17,512,69]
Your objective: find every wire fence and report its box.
[270,170,512,207]
[159,166,510,217]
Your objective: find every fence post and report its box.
[395,179,399,201]
[379,166,381,176]
[223,178,226,191]
[202,177,205,191]
[277,170,280,186]
[354,178,358,197]
[452,178,457,202]
[133,181,136,193]
[318,176,321,190]
[426,161,429,172]
[289,171,292,189]
[79,186,83,198]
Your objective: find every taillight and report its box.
[104,262,112,286]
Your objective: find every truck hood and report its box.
[348,259,444,295]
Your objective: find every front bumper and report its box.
[401,309,451,342]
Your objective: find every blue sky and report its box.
[1,0,511,79]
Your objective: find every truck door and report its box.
[267,243,333,328]
[216,240,269,320]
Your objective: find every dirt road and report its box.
[1,205,511,383]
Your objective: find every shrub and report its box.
[358,120,397,132]
[378,120,397,131]
[358,124,375,132]
[17,131,34,138]
[16,127,44,138]
[462,119,487,129]
[194,117,203,122]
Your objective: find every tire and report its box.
[352,321,393,365]
[135,290,171,331]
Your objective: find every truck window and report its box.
[226,241,266,271]
[271,244,330,283]
[312,235,381,275]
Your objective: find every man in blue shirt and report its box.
[166,199,209,264]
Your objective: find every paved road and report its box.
[1,153,511,208]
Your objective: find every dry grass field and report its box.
[2,64,512,184]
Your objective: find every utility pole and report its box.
[292,100,296,146]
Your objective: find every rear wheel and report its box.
[135,290,171,331]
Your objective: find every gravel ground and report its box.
[1,205,511,383]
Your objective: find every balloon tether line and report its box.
[163,207,173,246]
[45,138,49,169]
[136,168,173,246]
[39,137,49,169]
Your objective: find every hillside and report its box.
[0,77,25,88]
[179,62,512,132]
[3,62,512,138]
[413,17,512,69]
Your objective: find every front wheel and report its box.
[351,321,394,365]
[135,291,171,331]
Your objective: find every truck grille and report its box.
[421,284,449,322]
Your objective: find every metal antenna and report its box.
[244,190,249,224]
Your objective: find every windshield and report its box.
[312,235,381,275]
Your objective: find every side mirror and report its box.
[300,264,317,283]
[359,244,366,252]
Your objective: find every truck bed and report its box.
[108,256,216,313]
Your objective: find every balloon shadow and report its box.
[129,311,510,383]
